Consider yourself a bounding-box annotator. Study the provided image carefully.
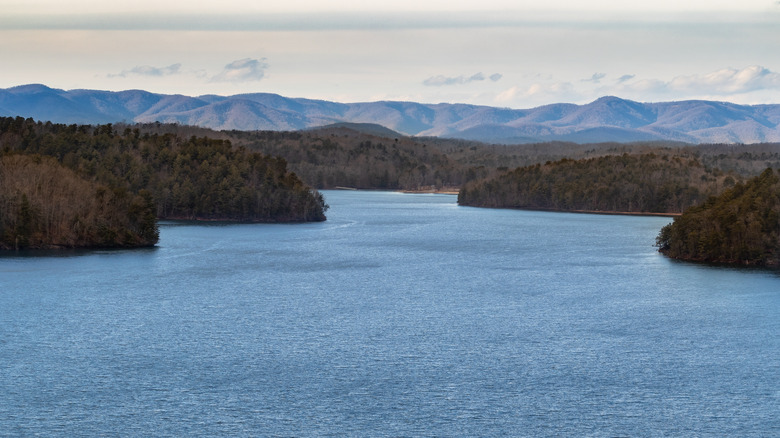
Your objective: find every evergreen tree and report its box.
[657,168,780,266]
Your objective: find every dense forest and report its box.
[225,127,481,191]
[223,126,780,193]
[0,117,327,222]
[0,155,158,249]
[457,153,738,214]
[0,117,328,249]
[93,121,779,194]
[656,168,780,266]
[5,115,780,250]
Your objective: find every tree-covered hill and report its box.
[105,121,780,195]
[1,155,158,249]
[225,126,780,193]
[656,168,780,266]
[0,117,327,225]
[6,115,780,252]
[225,127,482,191]
[457,153,737,214]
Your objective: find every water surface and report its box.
[1,190,779,436]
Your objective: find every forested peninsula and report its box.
[1,155,158,250]
[457,153,737,215]
[0,117,327,250]
[656,168,780,266]
[5,114,780,255]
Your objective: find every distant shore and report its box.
[458,204,681,218]
[332,187,680,216]
[400,186,460,195]
[564,209,681,217]
[331,186,459,195]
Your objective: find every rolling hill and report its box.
[2,84,780,144]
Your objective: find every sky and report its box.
[2,0,780,108]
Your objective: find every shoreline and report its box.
[458,204,682,218]
[400,190,459,195]
[330,186,459,195]
[399,186,460,195]
[328,188,681,217]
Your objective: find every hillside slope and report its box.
[2,85,780,144]
[458,153,734,214]
[656,168,780,266]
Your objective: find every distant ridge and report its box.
[2,84,780,144]
[307,122,404,138]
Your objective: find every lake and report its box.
[1,190,779,436]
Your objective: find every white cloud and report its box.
[496,82,580,105]
[495,86,520,102]
[423,72,502,86]
[109,63,181,78]
[582,73,606,83]
[611,65,780,99]
[669,65,780,94]
[210,58,269,83]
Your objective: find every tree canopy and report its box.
[457,153,735,214]
[0,117,328,250]
[656,168,780,266]
[0,155,158,249]
[0,117,328,224]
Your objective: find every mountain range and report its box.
[3,84,780,144]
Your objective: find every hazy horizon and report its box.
[2,0,780,108]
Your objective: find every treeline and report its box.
[656,168,780,266]
[117,122,780,194]
[227,128,780,193]
[457,153,738,214]
[225,127,486,191]
[0,155,157,249]
[225,129,688,191]
[0,117,328,249]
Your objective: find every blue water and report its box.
[1,190,779,436]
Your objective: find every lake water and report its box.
[1,190,779,437]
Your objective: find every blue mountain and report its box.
[2,84,779,144]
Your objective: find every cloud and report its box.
[582,73,606,83]
[109,63,181,78]
[612,65,780,98]
[489,66,780,108]
[107,58,272,84]
[495,86,520,102]
[423,72,501,86]
[669,65,780,94]
[210,58,269,83]
[496,82,580,104]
